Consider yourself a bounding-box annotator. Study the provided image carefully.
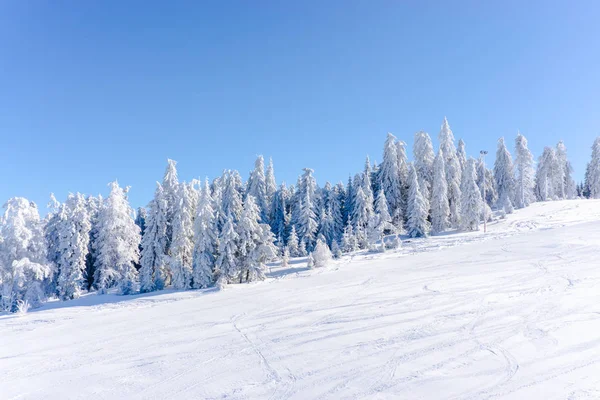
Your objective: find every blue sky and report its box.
[1,1,598,212]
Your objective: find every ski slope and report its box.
[2,200,600,400]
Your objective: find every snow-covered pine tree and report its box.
[0,198,52,312]
[344,175,354,226]
[139,183,169,292]
[312,239,332,268]
[44,194,63,295]
[476,158,498,207]
[514,132,536,208]
[430,150,450,234]
[374,189,394,234]
[296,191,318,252]
[438,118,462,228]
[331,240,342,259]
[351,185,371,232]
[556,141,576,199]
[317,206,335,248]
[413,131,435,200]
[270,182,291,246]
[246,155,269,223]
[379,133,403,229]
[396,140,410,222]
[460,159,483,231]
[170,182,195,290]
[84,195,102,290]
[94,181,141,295]
[494,137,516,214]
[331,183,346,244]
[457,139,467,173]
[162,159,179,255]
[406,165,430,238]
[341,222,358,253]
[535,147,558,201]
[287,225,300,257]
[588,137,600,198]
[281,246,290,268]
[56,193,92,301]
[236,195,276,283]
[215,215,239,286]
[361,160,375,214]
[191,179,217,289]
[265,157,277,207]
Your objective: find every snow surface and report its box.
[2,200,600,399]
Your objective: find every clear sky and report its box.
[1,1,599,212]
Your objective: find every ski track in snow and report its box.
[2,199,600,399]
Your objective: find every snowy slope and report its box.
[2,200,600,400]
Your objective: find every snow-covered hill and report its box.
[2,200,600,400]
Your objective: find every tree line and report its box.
[1,118,598,312]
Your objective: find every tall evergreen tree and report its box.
[170,182,195,290]
[535,147,559,201]
[215,216,239,287]
[438,118,462,228]
[192,179,217,289]
[246,155,269,223]
[0,198,51,312]
[396,140,410,220]
[513,133,536,208]
[413,131,435,200]
[94,181,141,295]
[494,137,516,214]
[406,165,430,238]
[162,159,179,256]
[430,150,450,234]
[379,133,403,228]
[556,141,576,199]
[56,194,91,301]
[265,157,277,207]
[457,139,467,173]
[296,192,318,251]
[460,159,483,231]
[139,183,169,293]
[587,137,600,198]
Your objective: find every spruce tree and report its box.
[139,183,169,293]
[430,150,450,234]
[287,225,300,257]
[460,159,483,231]
[588,137,600,198]
[94,181,141,295]
[438,118,462,228]
[494,137,516,214]
[246,155,269,223]
[406,165,430,238]
[379,133,403,229]
[514,132,535,208]
[170,182,195,290]
[413,131,435,200]
[192,179,217,289]
[56,193,92,301]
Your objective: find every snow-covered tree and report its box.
[494,137,515,214]
[135,207,147,237]
[170,182,195,290]
[341,222,358,253]
[237,196,277,283]
[457,139,467,173]
[396,140,410,221]
[56,194,92,301]
[246,155,269,223]
[413,131,435,200]
[374,189,394,234]
[296,192,318,251]
[94,181,141,295]
[460,159,483,231]
[0,198,51,312]
[555,141,576,199]
[379,133,403,228]
[214,216,239,287]
[430,150,450,234]
[287,225,300,257]
[318,207,335,248]
[265,157,277,207]
[191,179,217,289]
[269,183,290,245]
[351,185,371,231]
[331,183,346,244]
[406,165,430,238]
[139,183,169,292]
[535,147,559,201]
[312,239,332,268]
[162,159,179,255]
[438,118,462,228]
[588,137,600,198]
[476,158,497,207]
[331,240,342,259]
[84,195,102,290]
[514,133,536,208]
